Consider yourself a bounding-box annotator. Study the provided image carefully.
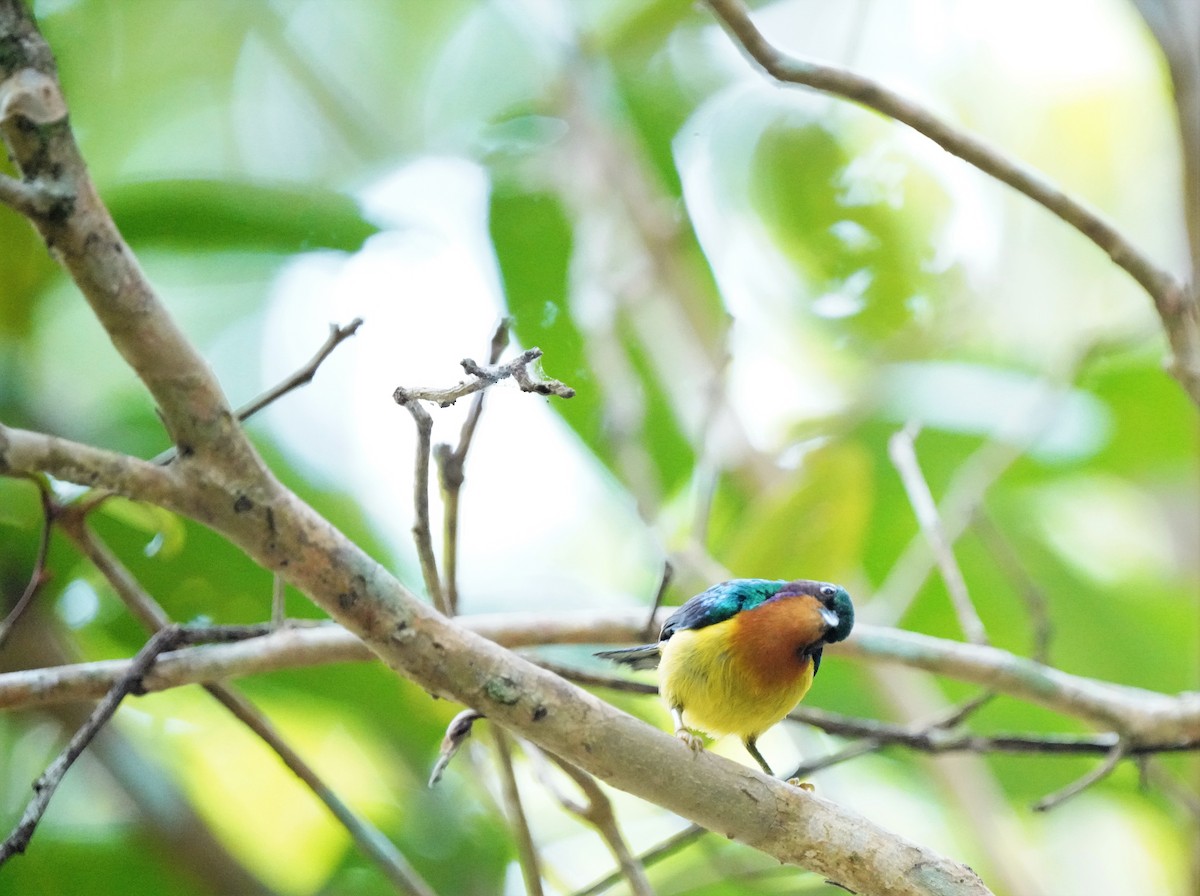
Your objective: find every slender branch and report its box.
[703,0,1200,407]
[0,479,54,648]
[536,750,654,896]
[974,510,1055,663]
[491,727,545,896]
[436,320,511,615]
[1032,740,1131,812]
[889,424,987,645]
[237,318,364,422]
[55,514,436,894]
[0,624,266,865]
[397,396,445,612]
[206,685,437,896]
[573,824,705,896]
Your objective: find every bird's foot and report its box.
[786,778,816,792]
[675,728,705,753]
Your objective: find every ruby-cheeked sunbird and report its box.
[596,578,854,778]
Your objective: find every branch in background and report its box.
[56,512,436,895]
[5,612,1200,750]
[573,824,705,896]
[0,478,54,648]
[490,727,546,896]
[532,748,654,896]
[0,624,267,865]
[973,510,1055,663]
[888,424,988,645]
[1032,739,1130,812]
[435,320,511,615]
[236,318,364,423]
[703,0,1200,408]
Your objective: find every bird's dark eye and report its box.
[820,585,836,598]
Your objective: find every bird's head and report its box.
[779,580,855,644]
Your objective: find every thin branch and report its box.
[57,514,437,895]
[705,0,1200,409]
[397,396,445,612]
[572,824,705,896]
[535,750,654,896]
[973,510,1055,663]
[1032,739,1130,812]
[888,424,988,645]
[148,318,365,469]
[236,318,364,422]
[206,686,437,896]
[491,727,545,896]
[436,320,511,615]
[643,560,673,640]
[701,0,1190,338]
[0,479,54,648]
[0,624,266,865]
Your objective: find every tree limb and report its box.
[703,0,1200,407]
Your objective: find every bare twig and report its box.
[436,320,511,615]
[491,727,545,896]
[888,424,988,645]
[393,348,575,409]
[643,560,673,640]
[973,510,1055,663]
[573,823,705,896]
[429,708,485,787]
[0,479,54,648]
[238,318,364,421]
[703,0,1200,408]
[0,624,266,865]
[1033,740,1131,812]
[206,686,438,896]
[149,318,365,469]
[397,397,446,612]
[535,751,654,896]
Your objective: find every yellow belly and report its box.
[657,618,815,739]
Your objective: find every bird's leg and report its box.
[743,736,775,777]
[671,706,704,753]
[745,736,816,791]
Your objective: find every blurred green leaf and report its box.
[109,179,379,254]
[489,185,608,454]
[721,441,872,581]
[97,497,188,559]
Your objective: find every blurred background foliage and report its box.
[0,0,1197,894]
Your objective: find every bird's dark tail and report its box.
[594,644,662,671]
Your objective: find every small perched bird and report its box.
[596,578,854,779]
